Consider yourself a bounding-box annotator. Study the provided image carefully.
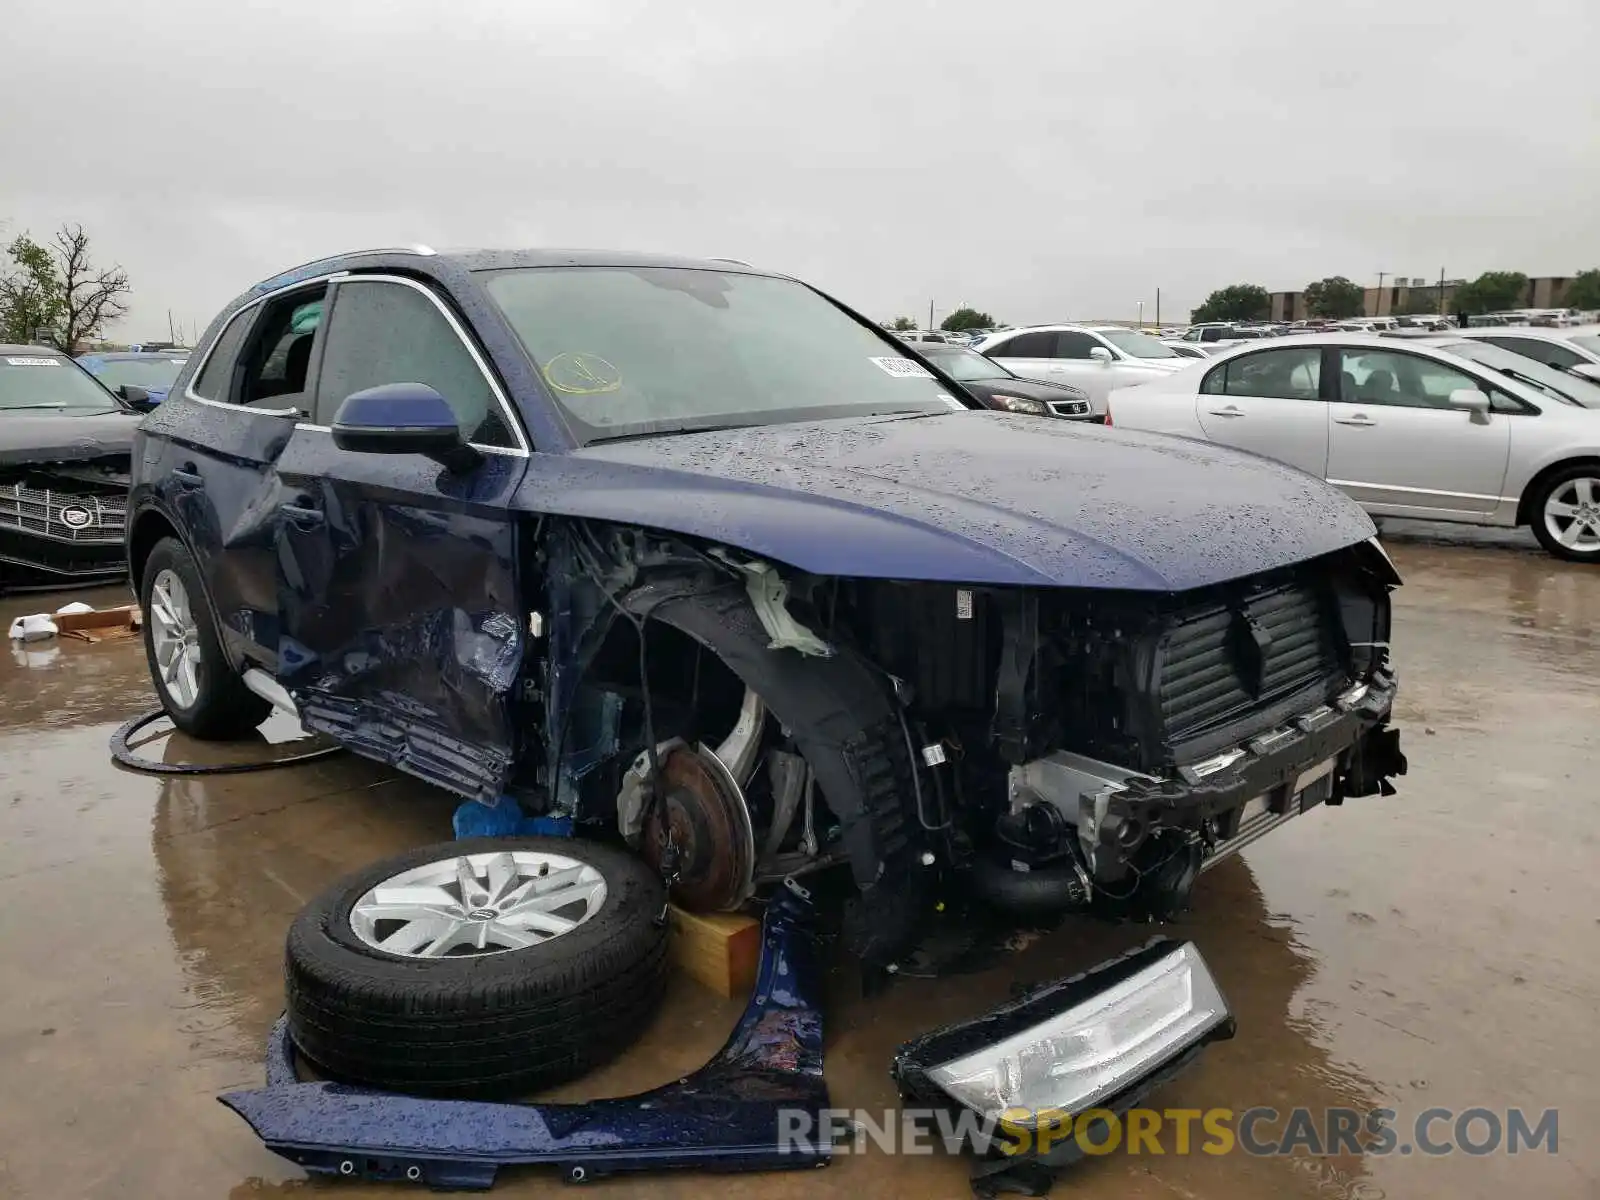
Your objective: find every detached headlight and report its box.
[894,941,1233,1127]
[989,393,1050,415]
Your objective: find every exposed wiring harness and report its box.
[109,709,343,776]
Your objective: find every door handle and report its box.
[1334,414,1377,426]
[279,503,325,528]
[171,466,204,488]
[1207,406,1246,418]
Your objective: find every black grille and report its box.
[1156,579,1339,744]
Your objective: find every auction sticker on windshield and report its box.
[869,357,935,378]
[6,357,61,367]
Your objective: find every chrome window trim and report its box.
[182,270,347,415]
[292,421,524,456]
[309,273,529,457]
[181,269,530,457]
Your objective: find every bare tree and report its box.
[52,224,130,350]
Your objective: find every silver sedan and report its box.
[1105,334,1600,562]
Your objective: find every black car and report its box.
[0,346,140,592]
[913,341,1095,418]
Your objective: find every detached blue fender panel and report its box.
[220,891,829,1189]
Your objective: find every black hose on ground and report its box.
[109,709,344,776]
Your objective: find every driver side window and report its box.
[1054,331,1100,359]
[1338,349,1476,410]
[313,280,517,448]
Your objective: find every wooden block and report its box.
[54,604,140,634]
[668,905,762,999]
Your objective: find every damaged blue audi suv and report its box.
[127,248,1404,1134]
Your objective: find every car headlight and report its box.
[895,941,1233,1127]
[989,393,1050,415]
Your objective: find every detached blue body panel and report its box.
[220,893,829,1190]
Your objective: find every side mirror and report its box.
[1569,363,1600,384]
[119,383,156,411]
[1088,346,1114,365]
[331,382,482,471]
[1448,388,1492,422]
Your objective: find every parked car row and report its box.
[1105,332,1600,562]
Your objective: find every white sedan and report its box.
[1106,334,1600,561]
[1451,325,1600,382]
[973,324,1189,416]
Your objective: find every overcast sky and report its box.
[3,0,1596,339]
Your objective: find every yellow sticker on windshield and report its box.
[543,352,621,395]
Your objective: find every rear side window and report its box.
[991,331,1056,358]
[1200,347,1322,400]
[191,310,253,402]
[315,280,516,448]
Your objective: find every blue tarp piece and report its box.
[452,798,574,840]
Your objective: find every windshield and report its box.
[1571,334,1600,355]
[919,345,1007,382]
[1439,341,1600,408]
[1099,329,1179,358]
[87,357,187,390]
[0,353,121,414]
[480,267,963,441]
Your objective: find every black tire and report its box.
[286,836,669,1098]
[138,536,271,738]
[1528,464,1600,562]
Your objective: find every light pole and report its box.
[1375,271,1390,317]
[1137,301,1145,329]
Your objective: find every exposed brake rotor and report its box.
[639,742,757,912]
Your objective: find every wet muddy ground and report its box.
[1,526,1596,1199]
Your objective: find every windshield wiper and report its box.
[4,403,70,410]
[589,421,754,444]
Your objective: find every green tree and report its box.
[940,307,996,332]
[1564,269,1600,311]
[889,316,916,331]
[1190,284,1270,324]
[0,234,65,344]
[1302,275,1364,319]
[1454,270,1529,316]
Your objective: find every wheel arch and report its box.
[1515,456,1600,526]
[128,503,243,671]
[128,505,181,593]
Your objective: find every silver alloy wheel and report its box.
[349,850,608,958]
[1544,476,1600,554]
[149,567,202,708]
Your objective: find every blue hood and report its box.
[524,412,1375,591]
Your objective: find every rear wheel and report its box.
[1530,467,1600,562]
[139,536,270,737]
